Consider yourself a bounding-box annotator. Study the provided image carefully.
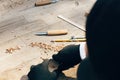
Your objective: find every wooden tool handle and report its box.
[35,0,51,6]
[47,29,68,36]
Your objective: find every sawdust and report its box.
[4,42,64,54]
[29,42,65,52]
[5,46,21,54]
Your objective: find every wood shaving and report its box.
[84,12,89,17]
[6,46,21,54]
[29,42,65,52]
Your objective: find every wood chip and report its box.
[85,12,89,17]
[5,46,21,54]
[29,42,65,52]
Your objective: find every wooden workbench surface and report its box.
[0,0,95,80]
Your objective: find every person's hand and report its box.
[52,44,82,72]
[27,59,59,80]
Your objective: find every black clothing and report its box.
[77,58,98,80]
[54,0,120,80]
[52,44,82,72]
[27,0,120,80]
[27,59,58,80]
[86,0,120,79]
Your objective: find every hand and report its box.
[52,44,82,72]
[27,59,59,80]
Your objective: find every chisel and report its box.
[35,29,68,36]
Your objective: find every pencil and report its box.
[51,38,86,42]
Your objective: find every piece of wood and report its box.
[57,15,86,32]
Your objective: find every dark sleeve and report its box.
[77,58,98,80]
[52,44,82,72]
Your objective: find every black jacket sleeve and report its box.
[52,44,82,72]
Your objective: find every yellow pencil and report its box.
[51,38,86,42]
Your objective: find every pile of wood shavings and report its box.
[5,46,21,54]
[29,42,65,53]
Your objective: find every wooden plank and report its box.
[0,16,28,32]
[0,16,28,44]
[0,0,96,80]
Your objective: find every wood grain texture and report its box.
[0,0,96,80]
